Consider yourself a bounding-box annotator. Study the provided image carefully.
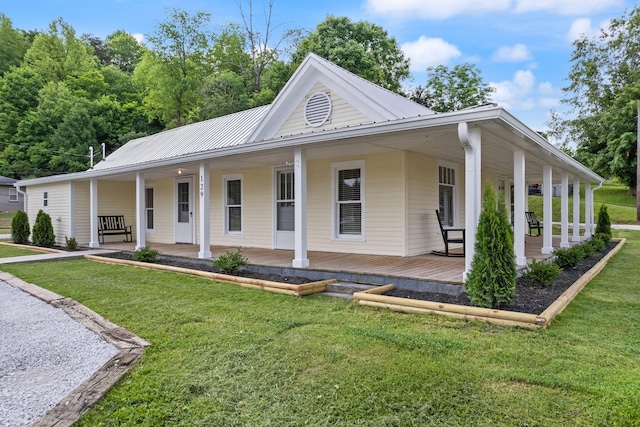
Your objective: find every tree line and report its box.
[2,2,635,190]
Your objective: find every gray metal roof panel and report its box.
[93,105,270,171]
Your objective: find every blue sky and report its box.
[1,0,635,132]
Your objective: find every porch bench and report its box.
[98,215,132,244]
[525,211,543,236]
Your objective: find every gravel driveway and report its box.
[0,280,118,427]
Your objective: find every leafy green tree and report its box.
[136,8,213,128]
[292,15,410,93]
[408,63,494,112]
[0,14,28,77]
[23,18,97,82]
[105,30,145,74]
[550,7,640,193]
[464,183,517,308]
[0,67,44,146]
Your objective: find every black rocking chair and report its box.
[434,210,465,257]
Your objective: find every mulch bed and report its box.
[97,252,311,285]
[96,241,619,315]
[386,241,619,315]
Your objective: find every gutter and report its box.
[13,183,27,213]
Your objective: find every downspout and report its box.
[590,181,604,236]
[14,184,27,213]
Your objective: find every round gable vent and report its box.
[304,92,332,127]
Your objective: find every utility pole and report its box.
[637,101,640,220]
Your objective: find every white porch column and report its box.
[293,148,309,268]
[198,162,212,259]
[135,172,146,249]
[572,177,581,242]
[584,182,592,238]
[89,178,99,248]
[458,123,481,279]
[513,151,527,266]
[542,165,554,254]
[560,172,570,248]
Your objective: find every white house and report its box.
[16,53,604,280]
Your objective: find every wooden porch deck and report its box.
[98,235,566,285]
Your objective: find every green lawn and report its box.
[1,231,639,426]
[528,181,640,225]
[0,244,44,258]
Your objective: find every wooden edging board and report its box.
[0,271,150,427]
[84,254,334,297]
[353,238,626,328]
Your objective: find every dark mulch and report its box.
[96,241,619,315]
[387,241,619,315]
[97,252,311,285]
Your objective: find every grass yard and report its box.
[527,181,640,225]
[1,231,639,426]
[0,244,44,258]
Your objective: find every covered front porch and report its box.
[98,234,566,286]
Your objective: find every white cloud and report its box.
[401,36,461,71]
[132,33,144,44]
[489,70,536,110]
[515,0,622,15]
[537,82,561,108]
[492,44,532,62]
[365,0,510,20]
[567,18,610,42]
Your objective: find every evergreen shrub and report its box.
[464,183,517,308]
[65,236,78,251]
[32,210,55,247]
[595,204,612,242]
[553,245,584,269]
[589,236,606,252]
[11,210,30,244]
[213,248,249,275]
[523,259,562,287]
[134,246,159,263]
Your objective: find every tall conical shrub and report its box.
[11,210,30,244]
[464,182,517,308]
[595,204,611,242]
[32,209,55,247]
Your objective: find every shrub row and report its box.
[523,204,612,287]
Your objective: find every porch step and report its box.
[322,282,378,298]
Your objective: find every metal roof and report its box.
[92,105,270,171]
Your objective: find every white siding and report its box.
[26,182,71,246]
[209,166,273,248]
[145,178,175,244]
[406,152,440,256]
[97,181,136,243]
[275,82,371,138]
[307,151,405,256]
[74,181,90,244]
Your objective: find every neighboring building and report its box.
[16,54,604,280]
[0,175,23,212]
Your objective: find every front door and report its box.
[175,177,194,243]
[274,169,294,249]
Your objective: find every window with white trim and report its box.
[9,188,18,202]
[224,175,242,234]
[438,165,456,227]
[43,191,49,208]
[145,187,154,230]
[333,161,364,239]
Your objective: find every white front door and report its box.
[175,177,194,243]
[274,169,294,249]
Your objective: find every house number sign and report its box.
[200,175,204,198]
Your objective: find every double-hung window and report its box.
[145,187,154,230]
[224,175,242,234]
[9,188,17,202]
[438,165,456,227]
[43,191,49,208]
[333,161,364,239]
